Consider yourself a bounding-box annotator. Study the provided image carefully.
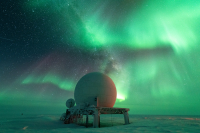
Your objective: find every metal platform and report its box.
[65,106,130,128]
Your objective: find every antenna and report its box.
[66,98,75,108]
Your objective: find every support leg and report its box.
[93,109,100,128]
[124,111,129,124]
[86,115,88,128]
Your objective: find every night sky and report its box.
[1,0,200,115]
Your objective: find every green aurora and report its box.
[27,0,200,53]
[1,0,200,115]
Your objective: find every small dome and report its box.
[66,98,75,108]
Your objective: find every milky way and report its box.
[1,0,200,115]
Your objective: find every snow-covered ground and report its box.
[1,114,200,133]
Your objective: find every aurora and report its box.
[1,0,200,115]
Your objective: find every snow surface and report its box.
[1,114,200,133]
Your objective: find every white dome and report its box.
[74,72,117,107]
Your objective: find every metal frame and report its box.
[64,106,130,128]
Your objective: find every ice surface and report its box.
[1,114,200,133]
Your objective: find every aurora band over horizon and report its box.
[1,0,200,115]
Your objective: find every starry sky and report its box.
[1,0,200,115]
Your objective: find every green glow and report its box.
[83,0,200,53]
[25,0,200,53]
[108,70,129,101]
[18,0,200,115]
[22,73,75,91]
